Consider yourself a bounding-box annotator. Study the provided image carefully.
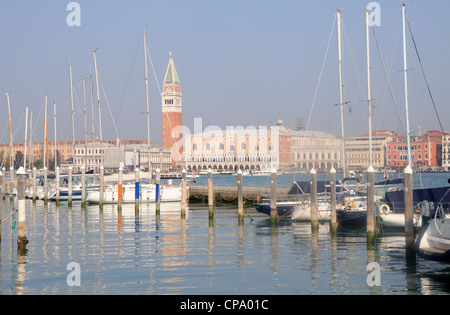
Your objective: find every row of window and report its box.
[74,159,101,165]
[387,153,428,161]
[185,156,277,163]
[296,152,339,160]
[75,149,103,155]
[391,144,428,151]
[192,143,274,151]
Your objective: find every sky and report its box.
[0,0,449,146]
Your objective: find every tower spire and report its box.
[162,52,183,167]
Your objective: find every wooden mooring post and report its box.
[270,168,278,225]
[32,167,37,203]
[330,167,337,234]
[0,168,3,200]
[310,168,318,231]
[44,167,48,205]
[367,165,375,245]
[404,165,415,258]
[68,166,73,207]
[1,167,5,200]
[237,169,244,223]
[156,168,161,215]
[208,168,214,218]
[135,168,140,211]
[17,167,28,250]
[55,167,60,207]
[99,165,104,210]
[81,166,86,209]
[118,167,123,211]
[10,167,14,202]
[181,169,187,218]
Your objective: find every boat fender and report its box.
[345,199,355,210]
[380,203,390,215]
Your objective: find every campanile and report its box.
[161,52,183,166]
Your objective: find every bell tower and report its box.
[161,52,183,166]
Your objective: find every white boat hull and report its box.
[415,218,450,261]
[292,201,331,221]
[86,184,185,204]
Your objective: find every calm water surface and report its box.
[0,172,449,295]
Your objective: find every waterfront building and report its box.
[442,133,450,171]
[0,140,75,169]
[290,128,342,173]
[72,140,171,173]
[386,130,443,170]
[278,119,293,170]
[183,124,281,173]
[345,130,397,172]
[162,52,183,167]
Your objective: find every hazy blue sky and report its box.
[1,0,449,146]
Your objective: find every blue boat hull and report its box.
[254,203,295,217]
[337,209,367,228]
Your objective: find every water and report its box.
[1,172,450,295]
[173,171,450,189]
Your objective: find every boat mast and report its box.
[90,74,95,171]
[5,93,13,168]
[143,28,151,179]
[83,78,88,168]
[69,63,75,166]
[93,50,103,166]
[54,101,57,170]
[24,107,28,169]
[337,10,347,176]
[29,111,33,169]
[44,95,48,170]
[402,4,412,166]
[365,8,373,166]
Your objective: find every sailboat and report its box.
[337,5,450,233]
[415,201,450,261]
[253,10,368,221]
[380,5,450,232]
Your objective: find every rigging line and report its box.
[405,13,445,136]
[100,78,120,141]
[306,14,336,131]
[113,33,142,134]
[31,99,45,140]
[12,110,25,144]
[371,27,405,134]
[9,110,25,167]
[147,46,162,95]
[433,47,450,94]
[0,116,8,144]
[373,19,401,132]
[341,18,366,102]
[0,117,9,168]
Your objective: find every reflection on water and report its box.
[0,198,449,295]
